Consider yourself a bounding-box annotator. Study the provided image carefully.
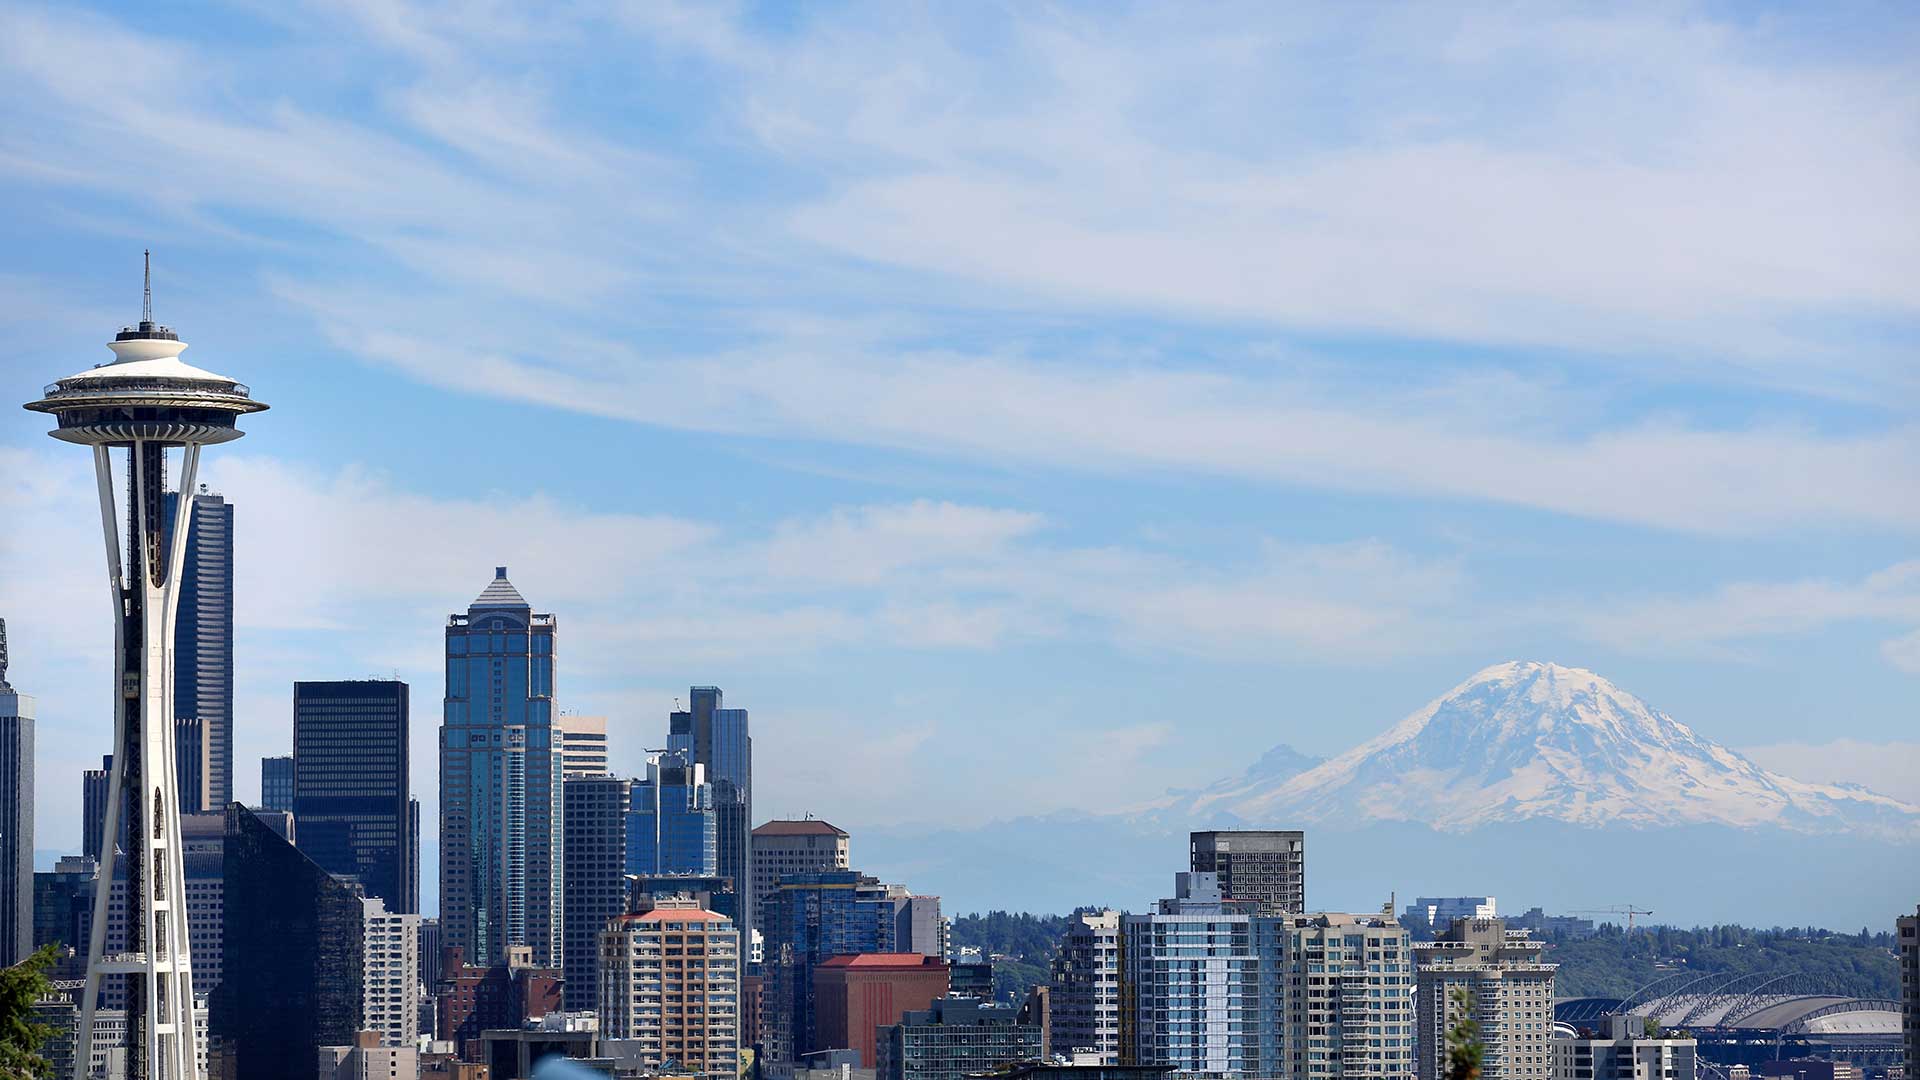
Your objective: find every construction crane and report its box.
[1574,906,1655,933]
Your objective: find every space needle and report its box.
[24,255,267,1080]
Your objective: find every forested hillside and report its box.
[1543,924,1901,1000]
[948,910,1071,1003]
[946,915,1903,1003]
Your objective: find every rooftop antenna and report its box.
[142,249,153,325]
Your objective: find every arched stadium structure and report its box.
[1555,980,1904,1073]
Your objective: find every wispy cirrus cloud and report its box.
[1573,561,1920,669]
[0,1,1914,542]
[0,444,1468,836]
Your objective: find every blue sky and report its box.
[1,2,1916,908]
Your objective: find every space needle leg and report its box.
[76,444,126,1080]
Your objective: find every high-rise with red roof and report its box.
[599,896,742,1077]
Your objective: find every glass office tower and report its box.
[212,805,366,1077]
[259,754,294,813]
[164,486,236,809]
[294,679,415,912]
[0,621,33,967]
[626,751,718,876]
[440,567,562,965]
[561,774,631,1012]
[668,687,751,931]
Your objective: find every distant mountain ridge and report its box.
[1184,660,1920,837]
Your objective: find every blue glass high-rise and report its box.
[762,870,944,1065]
[440,567,561,966]
[625,751,717,876]
[668,686,752,930]
[163,485,234,811]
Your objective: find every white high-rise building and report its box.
[26,256,269,1080]
[1273,910,1417,1080]
[1122,874,1268,1077]
[1121,876,1415,1080]
[557,715,609,777]
[363,898,422,1049]
[1048,909,1120,1063]
[1551,1015,1695,1080]
[1415,919,1556,1080]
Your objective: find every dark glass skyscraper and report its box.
[259,754,294,813]
[165,486,236,808]
[213,804,366,1079]
[669,686,752,931]
[175,715,209,814]
[560,773,630,1012]
[440,567,561,966]
[294,679,415,912]
[0,620,34,967]
[81,755,111,862]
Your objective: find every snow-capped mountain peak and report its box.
[1189,660,1920,836]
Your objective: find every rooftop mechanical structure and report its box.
[24,255,267,1080]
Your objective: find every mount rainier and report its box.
[860,660,1920,924]
[1184,660,1920,837]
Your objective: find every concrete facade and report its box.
[1551,1015,1695,1080]
[598,896,741,1078]
[877,997,1042,1080]
[1415,919,1555,1080]
[556,714,609,777]
[1188,831,1305,915]
[751,819,850,930]
[1050,909,1120,1063]
[364,897,423,1049]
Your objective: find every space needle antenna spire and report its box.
[142,250,153,325]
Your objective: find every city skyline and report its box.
[2,3,1917,929]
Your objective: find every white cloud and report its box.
[0,3,1915,539]
[313,312,1920,535]
[1882,628,1920,674]
[1572,561,1920,667]
[736,6,1920,374]
[0,448,1465,812]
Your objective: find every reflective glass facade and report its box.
[561,774,631,1012]
[0,661,33,967]
[626,751,718,877]
[668,686,751,931]
[212,805,365,1079]
[763,871,918,1064]
[294,679,415,912]
[440,568,561,966]
[165,488,235,809]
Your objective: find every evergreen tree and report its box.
[1446,987,1483,1080]
[0,944,61,1080]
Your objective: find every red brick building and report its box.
[741,972,765,1055]
[813,954,951,1067]
[435,945,563,1059]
